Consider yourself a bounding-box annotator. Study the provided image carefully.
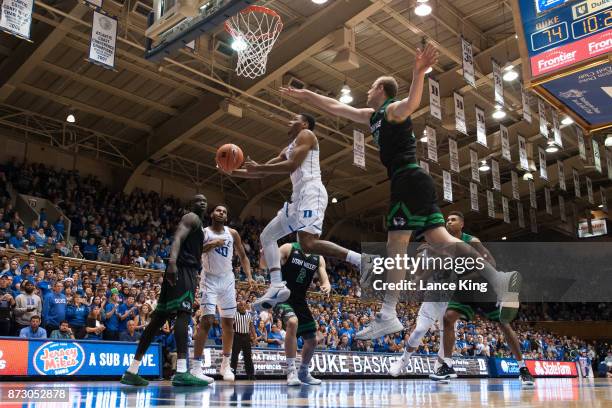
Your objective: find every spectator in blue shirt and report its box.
[117,295,138,333]
[103,292,122,340]
[208,318,223,346]
[338,320,356,346]
[267,324,284,349]
[34,228,47,248]
[83,238,98,261]
[9,230,26,250]
[42,281,67,334]
[54,216,66,239]
[20,315,47,339]
[65,293,89,339]
[119,320,141,342]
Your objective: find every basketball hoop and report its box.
[225,5,283,79]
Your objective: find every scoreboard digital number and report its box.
[517,0,612,78]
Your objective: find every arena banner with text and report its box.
[488,358,521,378]
[524,360,578,378]
[0,338,161,377]
[0,0,34,40]
[198,348,489,378]
[89,10,118,69]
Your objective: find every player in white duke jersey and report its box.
[225,113,365,310]
[190,204,253,382]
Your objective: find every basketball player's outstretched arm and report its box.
[166,212,199,286]
[220,150,286,178]
[230,228,254,286]
[245,131,315,174]
[280,88,373,125]
[316,256,331,295]
[385,44,439,123]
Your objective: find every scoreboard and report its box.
[513,0,612,131]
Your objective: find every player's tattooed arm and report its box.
[166,212,199,286]
[245,131,315,174]
[316,256,331,295]
[386,44,438,123]
[230,228,253,286]
[281,87,373,124]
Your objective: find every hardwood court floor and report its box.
[0,378,610,407]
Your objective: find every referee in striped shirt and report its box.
[231,301,256,379]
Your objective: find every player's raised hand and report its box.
[414,43,439,74]
[320,281,331,296]
[244,157,260,173]
[280,86,307,100]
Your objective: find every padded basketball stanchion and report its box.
[225,5,283,79]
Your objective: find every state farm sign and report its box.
[525,360,578,377]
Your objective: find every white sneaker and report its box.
[498,271,522,324]
[190,366,215,384]
[355,314,404,340]
[253,282,291,311]
[287,369,301,386]
[360,254,379,288]
[389,353,411,377]
[220,360,235,382]
[298,368,321,385]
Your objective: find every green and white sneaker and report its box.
[172,372,210,387]
[120,371,149,386]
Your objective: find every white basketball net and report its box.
[225,6,283,79]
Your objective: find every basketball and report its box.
[216,143,244,172]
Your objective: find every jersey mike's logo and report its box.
[33,341,85,376]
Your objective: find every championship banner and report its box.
[538,146,548,181]
[586,176,594,204]
[443,170,453,202]
[538,98,549,138]
[578,219,608,238]
[0,338,161,377]
[470,182,479,212]
[573,168,581,198]
[475,106,487,147]
[601,186,608,211]
[518,201,525,228]
[86,0,103,8]
[502,196,510,223]
[426,126,438,163]
[492,159,501,191]
[511,170,520,200]
[545,187,552,215]
[199,347,489,378]
[0,0,34,40]
[428,78,442,120]
[89,11,118,69]
[353,130,366,169]
[448,138,459,173]
[592,140,602,173]
[487,190,495,219]
[530,207,538,233]
[518,134,529,171]
[492,59,504,107]
[461,37,476,88]
[470,149,480,182]
[559,195,566,222]
[454,92,467,135]
[420,160,429,175]
[577,127,586,161]
[524,360,578,378]
[552,110,562,148]
[558,160,567,191]
[529,180,537,209]
[500,124,511,161]
[521,87,532,123]
[608,148,612,181]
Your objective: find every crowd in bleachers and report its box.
[0,160,611,377]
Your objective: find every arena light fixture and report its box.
[414,0,432,16]
[561,116,574,125]
[501,236,507,240]
[502,65,519,82]
[420,129,428,142]
[492,106,506,120]
[479,160,490,172]
[331,197,338,203]
[425,66,433,74]
[605,134,612,147]
[523,171,534,181]
[546,140,559,153]
[231,36,248,52]
[339,83,353,104]
[66,112,76,123]
[311,0,328,4]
